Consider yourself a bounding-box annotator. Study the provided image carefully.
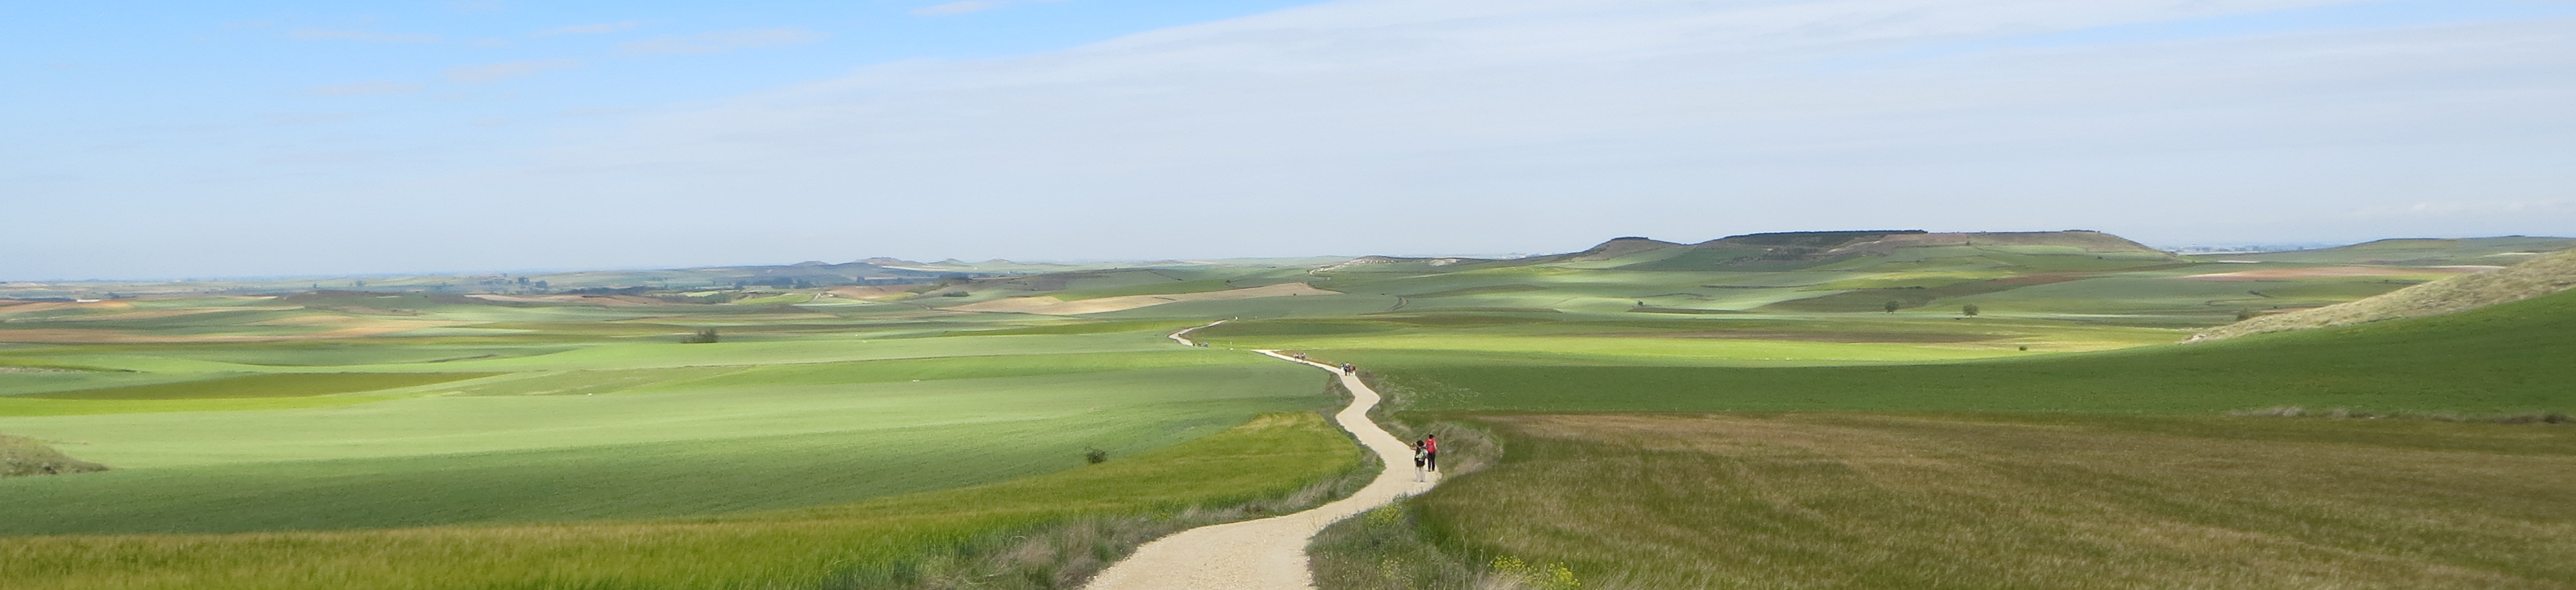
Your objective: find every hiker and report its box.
[1423,433,1437,472]
[1412,440,1428,482]
[1340,362,1354,375]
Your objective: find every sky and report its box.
[6,0,2574,280]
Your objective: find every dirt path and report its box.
[1084,332,1436,589]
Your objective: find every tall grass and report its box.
[1318,413,2576,590]
[0,412,1365,590]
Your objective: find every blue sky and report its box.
[6,0,2574,280]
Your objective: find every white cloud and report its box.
[308,81,422,96]
[2351,199,2575,218]
[290,28,442,43]
[516,0,2575,257]
[538,21,639,36]
[444,59,583,84]
[618,27,827,55]
[913,1,1000,17]
[29,0,2570,278]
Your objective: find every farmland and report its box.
[5,230,2572,589]
[1290,240,2576,590]
[0,282,1359,587]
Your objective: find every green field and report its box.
[1313,289,2576,415]
[0,287,1358,587]
[1,412,1364,590]
[5,231,2570,589]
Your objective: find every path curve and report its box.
[1083,330,1435,589]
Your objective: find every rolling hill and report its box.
[2189,247,2576,342]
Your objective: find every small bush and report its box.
[682,328,720,344]
[1084,448,1109,464]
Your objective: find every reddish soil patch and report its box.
[1580,331,2000,343]
[2181,266,2486,281]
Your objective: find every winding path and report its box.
[1084,326,1437,589]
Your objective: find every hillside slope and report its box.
[2188,247,2576,343]
[1345,287,2576,414]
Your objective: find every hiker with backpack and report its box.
[1412,439,1428,482]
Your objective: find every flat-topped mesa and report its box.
[1569,236,1687,261]
[1698,230,1927,249]
[1822,230,2172,256]
[1688,230,1927,260]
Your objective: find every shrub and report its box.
[683,328,720,344]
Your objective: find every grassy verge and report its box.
[1318,412,2576,590]
[0,412,1366,590]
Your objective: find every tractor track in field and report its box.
[1084,324,1437,589]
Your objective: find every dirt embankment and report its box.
[2188,249,2576,343]
[2,435,108,477]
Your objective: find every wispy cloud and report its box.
[619,27,826,55]
[524,0,2576,256]
[308,81,423,96]
[538,21,638,36]
[913,1,1000,17]
[2351,199,2575,218]
[290,28,442,43]
[445,59,583,84]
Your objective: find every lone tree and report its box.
[1962,303,1980,317]
[683,328,719,344]
[1884,300,1902,313]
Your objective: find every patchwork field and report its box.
[5,230,2570,589]
[0,289,1355,587]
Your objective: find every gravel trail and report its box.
[1084,330,1435,589]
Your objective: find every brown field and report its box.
[953,283,1340,315]
[2181,265,2488,281]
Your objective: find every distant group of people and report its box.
[1411,434,1437,481]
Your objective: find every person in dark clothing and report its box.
[1340,363,1354,374]
[1411,440,1428,482]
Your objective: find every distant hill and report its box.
[2228,236,2576,265]
[1551,229,2172,272]
[2188,247,2576,343]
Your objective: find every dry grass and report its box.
[1,434,108,477]
[2192,248,2576,342]
[1320,413,2576,590]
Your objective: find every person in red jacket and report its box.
[1423,433,1437,473]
